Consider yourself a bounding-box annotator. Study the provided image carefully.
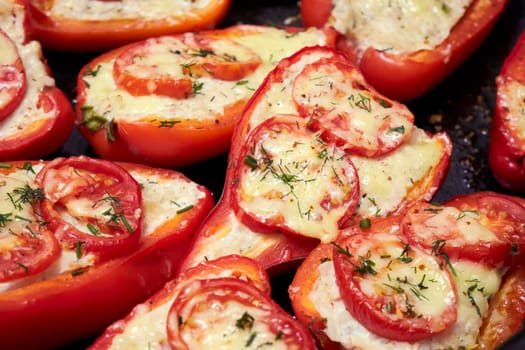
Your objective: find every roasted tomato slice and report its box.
[166,277,316,350]
[332,230,457,342]
[400,201,513,268]
[233,115,360,242]
[113,34,261,99]
[0,176,60,282]
[179,254,272,296]
[293,58,414,157]
[0,29,26,122]
[34,156,143,261]
[444,192,525,266]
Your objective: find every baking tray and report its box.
[42,0,525,348]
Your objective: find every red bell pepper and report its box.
[0,157,214,350]
[89,254,315,349]
[75,24,338,168]
[300,0,509,101]
[289,191,525,349]
[0,0,74,161]
[179,46,452,274]
[489,29,525,193]
[27,0,232,52]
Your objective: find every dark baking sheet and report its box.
[43,0,525,348]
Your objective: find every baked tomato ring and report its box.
[400,201,513,268]
[292,58,414,157]
[34,156,143,261]
[444,191,525,266]
[232,115,360,243]
[113,34,261,99]
[332,230,457,342]
[0,176,60,282]
[166,277,316,350]
[0,29,26,122]
[178,254,272,296]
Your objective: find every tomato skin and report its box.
[302,0,509,101]
[489,29,525,193]
[0,160,214,350]
[27,0,232,52]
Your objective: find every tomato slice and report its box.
[400,201,513,268]
[34,156,143,261]
[166,277,316,350]
[332,230,457,342]
[292,59,414,157]
[233,115,360,242]
[179,254,272,296]
[0,29,26,121]
[113,34,261,99]
[0,176,60,282]
[444,192,525,266]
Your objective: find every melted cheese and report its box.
[186,211,284,268]
[498,79,525,152]
[351,128,445,218]
[36,0,213,20]
[330,0,472,55]
[83,28,330,123]
[129,170,206,235]
[180,297,289,349]
[309,259,502,349]
[0,3,55,139]
[109,297,174,350]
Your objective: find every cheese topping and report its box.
[330,0,472,55]
[109,297,174,350]
[36,0,213,20]
[180,297,288,349]
[82,28,330,123]
[185,211,283,268]
[310,258,502,349]
[0,3,55,139]
[0,176,40,250]
[129,170,205,236]
[0,32,17,65]
[498,79,525,152]
[351,128,445,218]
